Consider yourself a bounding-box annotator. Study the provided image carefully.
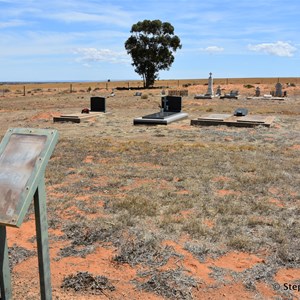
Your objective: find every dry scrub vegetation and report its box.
[0,79,300,299]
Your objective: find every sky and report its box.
[0,0,299,82]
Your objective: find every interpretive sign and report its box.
[0,128,58,300]
[0,128,58,227]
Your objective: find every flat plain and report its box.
[1,78,300,299]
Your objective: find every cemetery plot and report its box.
[246,82,287,100]
[237,115,275,124]
[53,97,106,123]
[194,72,214,99]
[197,113,232,121]
[246,95,285,101]
[134,112,188,125]
[53,112,104,123]
[220,90,239,99]
[191,112,275,127]
[134,96,188,125]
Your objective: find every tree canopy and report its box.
[125,19,182,88]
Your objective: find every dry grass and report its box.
[1,81,299,299]
[46,123,299,256]
[61,271,115,295]
[134,268,198,300]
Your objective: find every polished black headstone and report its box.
[90,97,106,112]
[161,96,182,112]
[234,108,248,116]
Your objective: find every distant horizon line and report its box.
[1,76,300,84]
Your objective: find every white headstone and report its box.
[206,72,214,96]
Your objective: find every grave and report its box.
[206,72,214,96]
[275,82,283,97]
[194,94,212,99]
[246,86,285,100]
[133,96,188,125]
[255,87,261,97]
[216,85,222,96]
[53,112,104,123]
[191,109,275,127]
[220,90,239,99]
[194,72,214,99]
[53,96,106,123]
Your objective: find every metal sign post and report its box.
[0,226,12,300]
[34,179,52,300]
[0,128,58,300]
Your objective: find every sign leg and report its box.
[34,179,52,300]
[0,226,12,300]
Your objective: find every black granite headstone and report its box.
[90,97,106,112]
[161,96,182,112]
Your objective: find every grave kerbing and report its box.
[134,96,188,125]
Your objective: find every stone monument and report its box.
[275,82,283,97]
[206,72,214,96]
[255,87,261,97]
[216,85,222,96]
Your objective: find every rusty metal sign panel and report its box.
[0,128,58,227]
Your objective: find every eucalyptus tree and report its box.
[125,19,182,88]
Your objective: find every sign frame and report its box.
[0,128,58,228]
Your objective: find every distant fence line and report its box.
[1,77,299,94]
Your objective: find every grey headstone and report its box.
[275,82,283,97]
[255,87,261,97]
[234,108,248,116]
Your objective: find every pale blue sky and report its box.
[1,0,299,81]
